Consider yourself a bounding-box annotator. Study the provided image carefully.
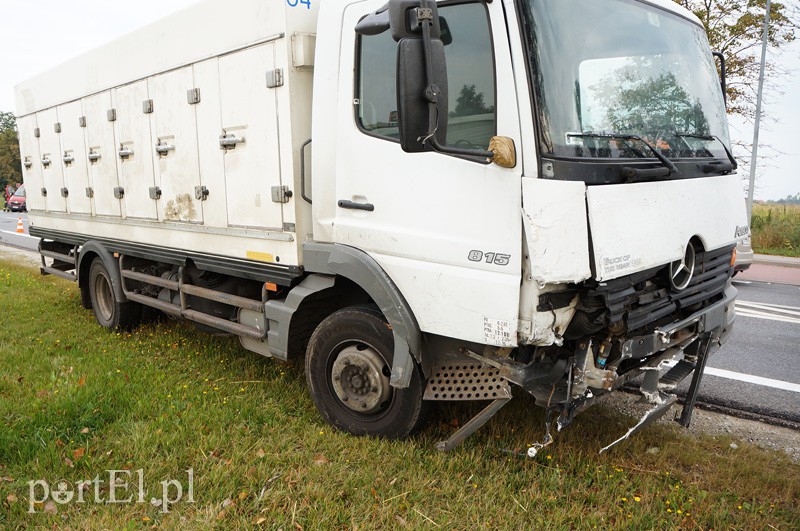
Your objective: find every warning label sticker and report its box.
[483,317,515,346]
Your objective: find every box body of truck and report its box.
[16,0,748,449]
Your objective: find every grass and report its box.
[751,203,800,257]
[0,258,799,529]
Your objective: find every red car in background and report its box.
[7,185,26,212]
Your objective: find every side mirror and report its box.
[397,37,448,153]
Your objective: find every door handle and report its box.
[155,143,175,156]
[338,200,374,212]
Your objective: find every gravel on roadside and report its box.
[605,391,800,462]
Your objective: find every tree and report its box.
[452,84,491,118]
[673,0,798,119]
[0,111,22,191]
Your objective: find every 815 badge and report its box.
[468,250,511,266]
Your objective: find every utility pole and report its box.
[747,0,772,222]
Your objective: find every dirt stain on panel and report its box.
[164,193,198,221]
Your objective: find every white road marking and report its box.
[735,300,800,324]
[703,367,800,393]
[735,309,800,325]
[664,361,800,393]
[732,279,752,284]
[736,301,800,315]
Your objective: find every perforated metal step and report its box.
[659,360,696,389]
[424,363,512,401]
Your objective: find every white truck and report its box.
[16,0,748,452]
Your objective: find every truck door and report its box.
[113,80,158,220]
[37,108,67,213]
[218,43,284,230]
[58,101,92,215]
[84,92,122,218]
[149,67,203,223]
[332,1,523,347]
[17,114,45,212]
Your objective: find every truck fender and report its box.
[302,242,423,389]
[77,241,128,303]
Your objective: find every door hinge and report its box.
[272,185,293,204]
[266,69,284,89]
[187,88,201,105]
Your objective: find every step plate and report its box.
[424,364,512,401]
[659,359,696,389]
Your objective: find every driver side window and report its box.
[355,2,496,149]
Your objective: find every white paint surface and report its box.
[587,174,748,281]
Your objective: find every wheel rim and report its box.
[330,343,392,414]
[93,272,114,322]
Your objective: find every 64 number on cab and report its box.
[287,0,311,9]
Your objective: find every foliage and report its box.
[452,84,492,118]
[750,202,800,256]
[0,259,798,528]
[591,67,712,146]
[772,193,800,204]
[0,111,22,191]
[673,0,798,119]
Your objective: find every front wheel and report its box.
[305,306,427,439]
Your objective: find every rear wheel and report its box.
[305,306,426,438]
[88,259,141,330]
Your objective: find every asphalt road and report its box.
[669,267,800,425]
[0,211,38,251]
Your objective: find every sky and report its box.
[0,0,797,200]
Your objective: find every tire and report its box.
[305,306,427,439]
[88,259,142,330]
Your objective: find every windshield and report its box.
[520,0,730,165]
[13,186,25,198]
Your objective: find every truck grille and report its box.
[592,244,735,333]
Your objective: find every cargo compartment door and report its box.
[113,81,158,220]
[58,101,92,215]
[149,67,203,223]
[17,115,45,212]
[37,108,67,213]
[84,92,122,218]
[218,43,284,230]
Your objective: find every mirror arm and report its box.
[417,0,495,160]
[712,51,727,107]
[428,135,494,159]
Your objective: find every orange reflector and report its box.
[113,252,120,258]
[265,282,278,292]
[730,248,737,266]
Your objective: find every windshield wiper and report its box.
[567,133,678,181]
[675,133,738,173]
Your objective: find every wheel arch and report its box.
[292,243,424,389]
[77,241,127,303]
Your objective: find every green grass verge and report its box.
[751,204,800,257]
[0,259,798,528]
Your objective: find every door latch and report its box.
[195,186,209,201]
[272,186,293,204]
